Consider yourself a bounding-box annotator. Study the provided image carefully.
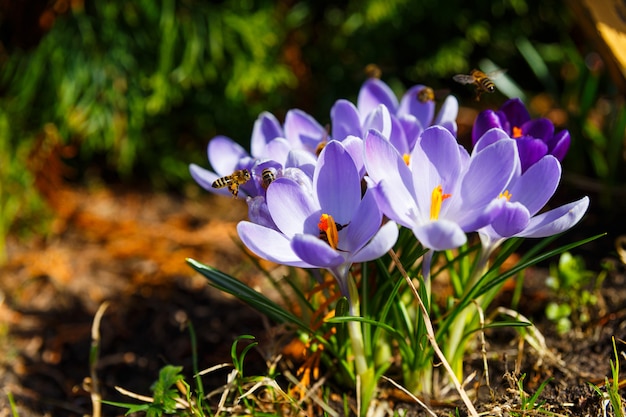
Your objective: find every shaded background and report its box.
[1,0,625,415]
[1,0,624,239]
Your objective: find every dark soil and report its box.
[1,179,625,416]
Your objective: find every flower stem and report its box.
[444,247,491,378]
[346,273,375,416]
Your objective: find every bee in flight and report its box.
[417,86,435,103]
[261,168,276,189]
[364,63,382,79]
[452,68,507,101]
[416,86,451,103]
[212,169,251,198]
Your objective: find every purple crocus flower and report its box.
[237,140,398,297]
[364,125,519,251]
[471,98,570,172]
[478,154,589,251]
[358,78,459,137]
[190,110,324,199]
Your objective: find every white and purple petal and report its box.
[251,112,283,157]
[291,233,346,268]
[357,78,399,119]
[352,221,399,263]
[266,178,319,237]
[331,99,361,141]
[412,220,467,251]
[509,155,561,216]
[315,141,361,223]
[284,109,326,153]
[237,221,313,267]
[208,136,249,175]
[516,197,590,238]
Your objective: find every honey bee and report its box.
[364,63,382,79]
[416,86,451,103]
[417,87,435,103]
[453,68,507,101]
[315,124,331,157]
[261,168,276,189]
[211,169,251,198]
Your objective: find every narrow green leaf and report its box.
[326,316,404,340]
[187,258,311,332]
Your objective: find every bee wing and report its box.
[452,74,475,85]
[486,68,507,80]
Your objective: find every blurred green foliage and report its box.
[0,0,624,258]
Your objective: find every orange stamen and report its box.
[318,213,340,249]
[499,190,512,201]
[402,153,411,166]
[430,185,452,220]
[512,126,523,138]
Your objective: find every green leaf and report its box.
[187,258,311,332]
[326,316,404,340]
[151,365,184,413]
[101,400,151,414]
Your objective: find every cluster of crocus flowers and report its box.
[190,79,589,299]
[190,77,592,412]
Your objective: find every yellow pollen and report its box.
[430,185,452,220]
[499,190,512,201]
[512,126,523,138]
[402,153,411,166]
[318,213,340,249]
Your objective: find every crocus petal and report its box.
[262,138,291,165]
[398,85,435,129]
[285,149,317,178]
[341,135,366,177]
[363,104,392,140]
[368,179,417,229]
[364,129,415,202]
[461,139,517,207]
[251,112,283,157]
[352,221,399,263]
[247,196,277,229]
[434,95,459,135]
[548,130,570,161]
[266,178,318,237]
[315,141,361,223]
[208,136,248,175]
[419,126,464,186]
[412,220,467,251]
[331,99,361,141]
[522,118,554,141]
[472,110,503,145]
[473,128,511,153]
[291,233,345,268]
[516,136,548,172]
[284,109,326,152]
[237,221,313,267]
[341,190,382,253]
[457,197,506,232]
[510,155,561,216]
[388,114,410,156]
[491,201,531,237]
[500,98,530,128]
[357,78,399,119]
[398,114,423,151]
[189,164,229,196]
[516,197,590,238]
